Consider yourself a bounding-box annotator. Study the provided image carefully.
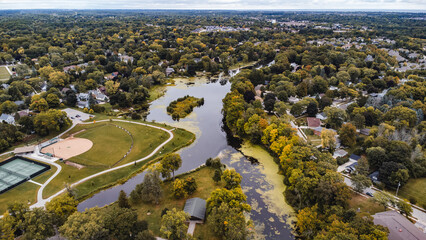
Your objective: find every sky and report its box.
[0,0,425,11]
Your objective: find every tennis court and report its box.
[0,156,50,194]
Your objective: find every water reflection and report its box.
[78,76,294,239]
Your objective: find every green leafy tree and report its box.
[118,190,131,208]
[172,178,187,199]
[60,207,109,240]
[130,168,163,205]
[222,169,242,189]
[160,153,182,180]
[324,107,347,129]
[396,199,413,217]
[160,208,189,240]
[213,169,222,183]
[208,202,249,240]
[45,193,78,225]
[351,174,372,193]
[21,208,55,240]
[339,123,357,147]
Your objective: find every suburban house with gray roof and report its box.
[373,211,425,240]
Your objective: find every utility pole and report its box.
[396,181,401,197]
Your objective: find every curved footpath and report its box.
[30,119,174,208]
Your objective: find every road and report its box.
[342,174,426,230]
[29,119,174,208]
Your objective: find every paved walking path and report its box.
[30,119,174,208]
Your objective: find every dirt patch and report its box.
[65,160,85,170]
[41,138,93,160]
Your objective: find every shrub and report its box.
[409,197,417,205]
[337,156,349,165]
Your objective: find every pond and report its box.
[78,74,295,239]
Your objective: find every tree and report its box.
[213,169,222,183]
[321,129,337,151]
[160,153,182,180]
[101,206,143,240]
[21,207,55,240]
[135,230,156,240]
[208,202,249,240]
[60,208,109,240]
[222,169,242,189]
[207,188,251,214]
[296,205,321,239]
[324,107,347,129]
[118,190,131,208]
[30,95,49,112]
[351,174,372,193]
[379,162,409,188]
[371,192,395,210]
[33,109,71,136]
[339,123,356,147]
[184,177,197,195]
[172,178,187,199]
[45,193,78,225]
[46,93,60,108]
[366,147,386,169]
[383,106,417,128]
[0,101,18,114]
[356,157,370,176]
[306,101,318,117]
[130,168,163,205]
[396,199,413,217]
[48,71,68,87]
[160,208,189,240]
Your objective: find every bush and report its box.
[205,158,213,166]
[304,128,314,135]
[409,197,417,205]
[92,104,105,113]
[161,208,169,217]
[184,177,197,195]
[131,112,142,120]
[337,156,349,165]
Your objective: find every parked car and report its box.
[366,192,373,197]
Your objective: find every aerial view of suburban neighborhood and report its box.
[0,2,425,240]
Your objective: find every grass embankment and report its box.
[348,192,383,215]
[132,166,223,239]
[0,162,57,213]
[167,95,204,120]
[43,121,194,200]
[395,178,426,208]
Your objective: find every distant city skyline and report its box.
[0,0,425,11]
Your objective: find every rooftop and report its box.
[183,197,206,221]
[373,211,426,240]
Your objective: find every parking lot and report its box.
[62,108,92,124]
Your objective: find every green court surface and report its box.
[0,157,50,193]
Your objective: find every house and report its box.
[13,145,35,155]
[184,198,206,221]
[17,110,30,118]
[61,87,71,95]
[119,55,134,63]
[77,93,89,101]
[365,55,374,62]
[373,211,426,240]
[89,89,108,102]
[76,101,89,109]
[14,100,24,106]
[0,114,15,124]
[349,154,361,162]
[316,112,327,120]
[307,117,321,128]
[166,67,175,76]
[369,171,380,184]
[1,83,9,89]
[360,128,371,136]
[333,149,348,159]
[288,96,300,104]
[345,162,358,173]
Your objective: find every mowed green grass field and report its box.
[0,66,10,80]
[69,124,133,167]
[43,120,195,200]
[397,178,426,208]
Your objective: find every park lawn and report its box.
[148,84,167,102]
[132,166,223,238]
[0,66,10,80]
[112,121,170,165]
[348,192,383,215]
[69,124,133,167]
[396,178,426,208]
[0,161,57,214]
[43,124,195,200]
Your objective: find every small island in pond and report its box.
[167,95,205,120]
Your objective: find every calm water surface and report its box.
[78,75,294,239]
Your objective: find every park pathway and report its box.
[30,119,174,208]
